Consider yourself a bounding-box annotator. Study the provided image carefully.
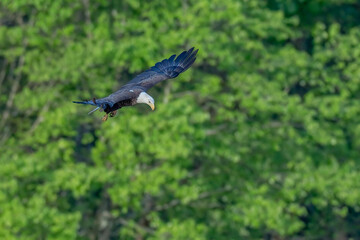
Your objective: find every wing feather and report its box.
[126,47,198,90]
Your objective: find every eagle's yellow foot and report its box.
[110,110,117,117]
[102,113,109,122]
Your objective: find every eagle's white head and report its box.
[136,92,155,110]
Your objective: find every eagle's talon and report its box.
[110,111,117,117]
[102,114,108,122]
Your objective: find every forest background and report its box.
[1,0,360,239]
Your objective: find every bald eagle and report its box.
[73,47,198,121]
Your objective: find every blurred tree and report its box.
[0,0,360,239]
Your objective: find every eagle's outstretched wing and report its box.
[127,47,198,90]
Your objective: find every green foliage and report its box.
[1,0,360,239]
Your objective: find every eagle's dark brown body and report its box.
[104,98,137,113]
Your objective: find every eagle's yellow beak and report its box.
[148,102,155,111]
